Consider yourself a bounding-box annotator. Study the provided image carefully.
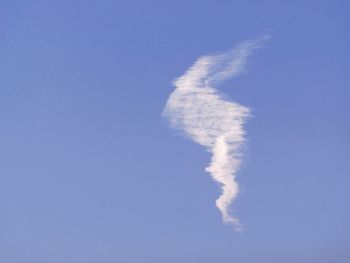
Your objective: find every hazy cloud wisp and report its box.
[163,37,268,229]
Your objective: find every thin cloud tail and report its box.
[206,133,244,229]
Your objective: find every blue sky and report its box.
[0,1,349,262]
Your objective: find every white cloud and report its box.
[163,36,269,229]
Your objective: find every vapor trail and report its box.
[163,37,268,229]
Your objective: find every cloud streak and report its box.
[163,37,268,229]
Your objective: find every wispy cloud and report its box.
[163,36,269,229]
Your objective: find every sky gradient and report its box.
[0,1,349,262]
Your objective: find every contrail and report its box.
[163,37,269,229]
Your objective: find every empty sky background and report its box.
[0,1,349,262]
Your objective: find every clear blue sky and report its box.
[1,1,349,262]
